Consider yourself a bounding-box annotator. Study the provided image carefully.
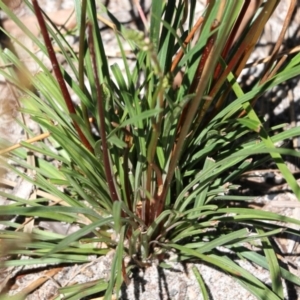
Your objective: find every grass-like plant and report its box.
[1,0,300,299]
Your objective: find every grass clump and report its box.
[1,0,300,299]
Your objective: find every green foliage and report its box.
[0,0,300,299]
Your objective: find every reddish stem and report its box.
[213,1,251,81]
[171,16,204,73]
[189,24,216,93]
[175,20,217,138]
[32,0,93,153]
[88,23,118,202]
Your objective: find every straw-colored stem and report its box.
[0,132,50,155]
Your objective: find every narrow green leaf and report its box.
[57,279,108,300]
[192,266,209,300]
[45,217,113,256]
[256,229,283,298]
[105,226,125,299]
[240,250,300,286]
[165,244,280,300]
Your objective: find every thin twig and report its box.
[132,0,148,30]
[267,54,287,79]
[245,45,300,68]
[260,0,296,82]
